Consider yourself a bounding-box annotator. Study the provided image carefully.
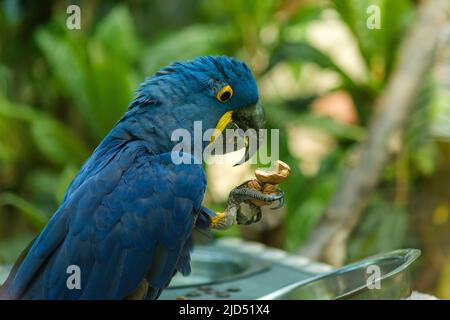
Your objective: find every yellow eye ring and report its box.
[216,85,233,102]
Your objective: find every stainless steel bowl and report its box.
[169,248,271,288]
[260,249,421,300]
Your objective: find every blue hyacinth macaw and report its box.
[0,56,282,300]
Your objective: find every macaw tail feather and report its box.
[0,237,36,300]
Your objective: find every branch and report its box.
[297,0,449,263]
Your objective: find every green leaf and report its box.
[268,41,357,87]
[285,161,342,251]
[0,193,48,230]
[35,10,139,140]
[265,102,366,141]
[286,198,326,251]
[94,5,141,63]
[347,195,408,262]
[411,145,436,176]
[0,233,35,265]
[331,0,413,83]
[35,25,101,138]
[56,164,79,204]
[141,25,226,74]
[25,170,60,202]
[0,96,90,166]
[0,114,28,164]
[30,118,89,166]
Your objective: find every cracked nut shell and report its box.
[255,160,291,184]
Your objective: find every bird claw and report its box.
[236,203,262,225]
[227,183,285,225]
[270,189,285,210]
[217,161,290,227]
[229,183,285,209]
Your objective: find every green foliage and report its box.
[142,25,226,74]
[0,233,35,265]
[269,42,357,87]
[0,96,90,166]
[286,167,341,251]
[0,193,47,230]
[0,6,146,226]
[348,196,408,261]
[266,103,365,141]
[332,0,413,84]
[35,5,141,141]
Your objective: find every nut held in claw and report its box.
[248,160,291,207]
[255,160,291,184]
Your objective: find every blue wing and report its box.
[0,142,206,300]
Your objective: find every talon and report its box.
[236,212,251,225]
[249,204,262,224]
[270,190,285,210]
[252,209,262,223]
[223,161,289,227]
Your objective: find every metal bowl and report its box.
[260,249,421,300]
[169,247,270,288]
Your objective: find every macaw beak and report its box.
[209,100,266,165]
[231,100,266,166]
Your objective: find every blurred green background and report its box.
[0,0,449,298]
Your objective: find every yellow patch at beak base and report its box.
[210,111,233,144]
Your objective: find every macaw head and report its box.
[130,56,265,164]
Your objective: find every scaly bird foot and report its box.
[229,182,285,209]
[209,210,237,230]
[209,179,285,229]
[210,212,225,229]
[210,161,290,229]
[228,182,284,225]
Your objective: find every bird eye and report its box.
[216,85,233,102]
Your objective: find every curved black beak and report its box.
[207,100,266,164]
[231,100,266,166]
